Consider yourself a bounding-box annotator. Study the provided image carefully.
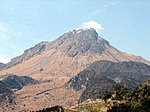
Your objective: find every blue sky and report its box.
[0,0,150,63]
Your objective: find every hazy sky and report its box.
[0,0,150,63]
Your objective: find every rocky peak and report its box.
[61,28,99,41]
[71,28,98,39]
[2,28,108,69]
[50,28,110,57]
[23,41,49,55]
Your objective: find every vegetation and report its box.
[112,84,131,100]
[101,91,112,103]
[66,80,150,112]
[34,106,64,112]
[108,81,150,112]
[107,103,133,112]
[67,60,150,103]
[107,98,150,112]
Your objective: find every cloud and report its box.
[79,21,103,32]
[0,55,10,63]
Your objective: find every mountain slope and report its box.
[0,28,149,81]
[1,42,49,70]
[0,28,150,111]
[67,60,150,101]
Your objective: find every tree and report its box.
[108,82,150,112]
[101,91,112,103]
[112,84,130,100]
[107,103,133,112]
[140,98,150,112]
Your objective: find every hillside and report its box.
[2,74,39,90]
[0,74,39,99]
[0,74,39,112]
[65,79,150,112]
[67,60,150,102]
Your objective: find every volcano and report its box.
[0,28,149,80]
[0,28,150,111]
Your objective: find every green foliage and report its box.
[66,80,150,112]
[107,103,133,112]
[131,84,150,102]
[112,84,131,100]
[108,81,150,112]
[101,91,112,103]
[107,98,150,112]
[140,98,150,112]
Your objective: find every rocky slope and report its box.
[67,60,150,102]
[1,42,49,70]
[0,81,13,101]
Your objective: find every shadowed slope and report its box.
[67,60,150,101]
